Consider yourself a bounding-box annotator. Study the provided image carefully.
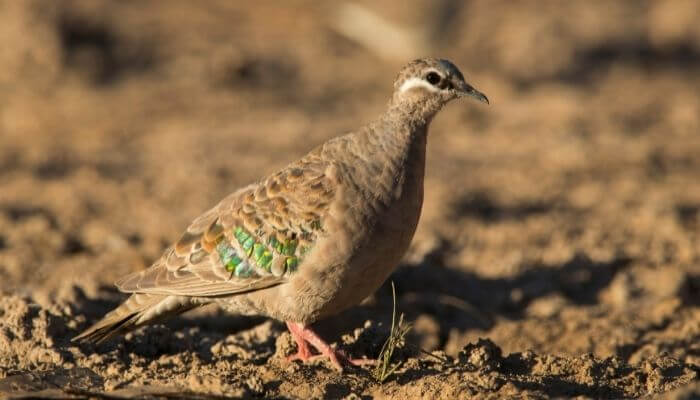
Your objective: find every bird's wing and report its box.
[116,147,338,297]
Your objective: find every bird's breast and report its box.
[306,136,427,320]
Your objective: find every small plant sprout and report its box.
[372,282,412,383]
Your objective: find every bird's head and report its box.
[390,58,488,118]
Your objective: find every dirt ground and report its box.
[1,1,699,398]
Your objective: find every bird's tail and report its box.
[72,293,201,344]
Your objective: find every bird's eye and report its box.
[425,72,441,85]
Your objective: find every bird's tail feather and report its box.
[72,293,200,344]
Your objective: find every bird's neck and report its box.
[371,97,442,160]
[343,105,431,204]
[384,96,445,131]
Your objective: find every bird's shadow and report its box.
[312,249,631,355]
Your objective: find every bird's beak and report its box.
[456,82,489,104]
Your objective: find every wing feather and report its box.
[115,148,337,299]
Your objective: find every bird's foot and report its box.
[285,321,375,371]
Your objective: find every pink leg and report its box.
[284,321,375,371]
[285,321,312,362]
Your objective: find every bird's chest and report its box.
[361,153,425,270]
[318,138,427,312]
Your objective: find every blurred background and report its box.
[0,0,698,395]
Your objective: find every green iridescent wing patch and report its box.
[217,226,312,278]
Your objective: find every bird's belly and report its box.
[340,216,419,303]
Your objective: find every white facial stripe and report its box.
[399,77,440,93]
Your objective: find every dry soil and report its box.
[0,1,699,399]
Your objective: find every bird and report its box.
[73,58,488,371]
